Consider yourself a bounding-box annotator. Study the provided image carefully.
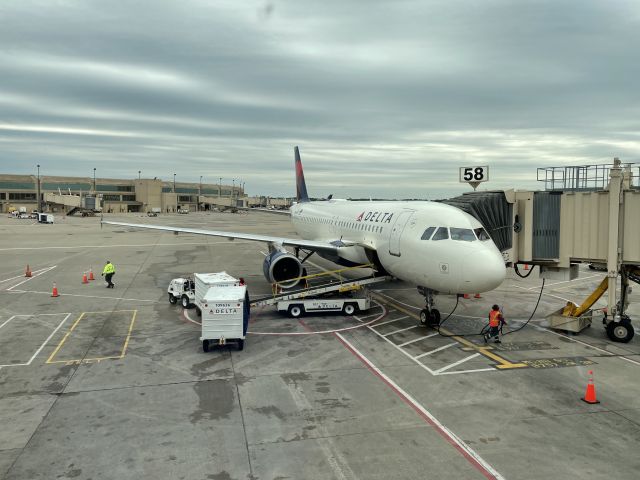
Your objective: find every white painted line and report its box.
[434,353,481,374]
[438,367,496,376]
[5,266,57,291]
[0,315,16,330]
[398,333,439,347]
[372,315,408,328]
[334,332,505,480]
[7,289,156,302]
[382,325,419,337]
[0,313,72,367]
[534,325,640,367]
[414,343,457,360]
[25,313,72,365]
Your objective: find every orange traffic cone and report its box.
[524,263,530,270]
[88,268,95,281]
[582,370,600,404]
[25,265,32,277]
[474,293,481,299]
[82,272,88,284]
[51,283,60,297]
[463,293,470,299]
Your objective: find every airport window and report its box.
[9,192,36,200]
[0,192,5,199]
[450,228,476,242]
[122,195,136,201]
[421,227,436,240]
[102,194,120,201]
[431,227,449,241]
[474,227,491,241]
[178,195,192,202]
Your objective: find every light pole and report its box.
[93,168,96,193]
[219,177,222,197]
[37,164,41,212]
[232,179,235,204]
[138,170,141,180]
[198,175,203,212]
[173,173,176,212]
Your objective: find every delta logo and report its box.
[356,211,394,223]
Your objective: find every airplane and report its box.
[102,147,506,325]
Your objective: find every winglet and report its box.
[295,146,310,203]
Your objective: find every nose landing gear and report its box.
[417,286,441,327]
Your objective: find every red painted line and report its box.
[333,332,504,480]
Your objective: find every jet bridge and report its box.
[449,159,640,342]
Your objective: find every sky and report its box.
[1,0,639,199]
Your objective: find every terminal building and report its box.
[0,174,257,214]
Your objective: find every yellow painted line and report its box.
[46,312,86,364]
[370,293,528,370]
[45,310,137,365]
[47,356,121,365]
[119,310,137,358]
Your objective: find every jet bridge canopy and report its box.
[439,191,513,253]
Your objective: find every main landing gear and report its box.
[417,286,441,327]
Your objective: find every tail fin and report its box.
[295,146,310,202]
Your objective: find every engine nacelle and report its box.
[263,249,303,289]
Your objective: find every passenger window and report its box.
[474,227,491,241]
[450,228,476,242]
[431,227,449,241]
[421,227,436,240]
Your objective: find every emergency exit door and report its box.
[389,211,414,256]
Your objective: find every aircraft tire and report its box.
[419,309,429,325]
[431,309,441,326]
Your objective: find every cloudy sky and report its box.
[1,1,639,198]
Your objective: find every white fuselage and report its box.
[291,199,506,294]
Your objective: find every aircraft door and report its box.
[389,211,414,256]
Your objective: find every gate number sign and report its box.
[459,166,489,183]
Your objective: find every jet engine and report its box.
[263,248,303,288]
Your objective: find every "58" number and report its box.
[459,166,489,183]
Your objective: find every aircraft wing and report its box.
[102,220,354,253]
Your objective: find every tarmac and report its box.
[1,210,639,480]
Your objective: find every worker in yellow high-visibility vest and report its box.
[102,260,116,288]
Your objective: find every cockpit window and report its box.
[474,227,491,241]
[450,228,476,242]
[431,227,449,241]
[421,227,436,240]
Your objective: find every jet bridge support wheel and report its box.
[606,317,634,343]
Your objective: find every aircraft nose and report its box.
[459,248,506,293]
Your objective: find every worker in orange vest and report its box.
[485,304,506,343]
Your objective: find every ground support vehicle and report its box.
[253,275,389,318]
[37,213,54,224]
[277,295,370,318]
[194,272,241,315]
[167,277,195,308]
[200,285,249,351]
